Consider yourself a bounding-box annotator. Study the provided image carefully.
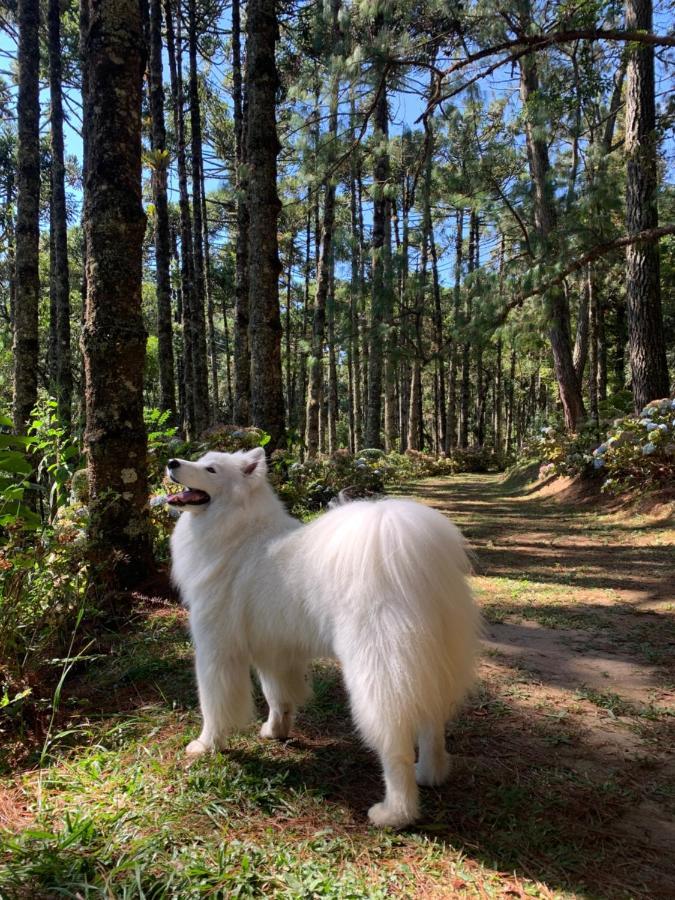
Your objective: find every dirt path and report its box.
[407,473,675,894]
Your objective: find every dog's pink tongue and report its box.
[166,488,210,506]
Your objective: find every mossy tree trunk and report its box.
[624,0,669,410]
[246,0,285,449]
[48,0,72,428]
[13,0,40,435]
[81,0,152,586]
[146,0,176,420]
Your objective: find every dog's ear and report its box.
[241,446,267,478]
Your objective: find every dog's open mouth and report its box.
[166,488,211,507]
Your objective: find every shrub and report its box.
[533,398,675,493]
[594,398,675,492]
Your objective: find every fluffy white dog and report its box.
[167,447,480,828]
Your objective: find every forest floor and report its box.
[1,472,674,898]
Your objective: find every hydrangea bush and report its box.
[594,398,675,492]
[535,398,675,493]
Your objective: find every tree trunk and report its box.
[48,0,72,427]
[81,0,152,584]
[297,207,311,450]
[447,208,463,452]
[573,278,590,385]
[164,0,196,436]
[232,0,251,424]
[202,181,219,418]
[365,72,390,449]
[624,0,669,410]
[348,101,362,452]
[327,260,338,454]
[518,6,585,430]
[460,212,475,449]
[146,0,176,419]
[246,0,285,448]
[187,0,210,432]
[587,264,600,434]
[13,0,40,434]
[306,4,340,457]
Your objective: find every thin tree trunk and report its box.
[81,0,152,583]
[220,289,233,420]
[587,264,600,433]
[573,277,590,384]
[349,100,363,452]
[297,207,311,450]
[48,0,72,427]
[365,67,390,449]
[460,212,475,449]
[306,4,340,457]
[327,259,338,454]
[284,237,293,423]
[232,0,251,424]
[518,2,585,430]
[146,0,175,419]
[188,0,210,432]
[165,0,196,436]
[202,182,219,418]
[246,0,285,448]
[624,0,669,410]
[506,348,516,455]
[447,208,463,452]
[614,297,627,389]
[13,0,40,434]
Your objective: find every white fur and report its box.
[169,447,480,827]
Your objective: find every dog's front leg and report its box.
[187,646,253,757]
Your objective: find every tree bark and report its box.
[13,0,40,434]
[365,72,390,449]
[48,0,72,427]
[624,0,669,410]
[164,0,196,436]
[246,0,285,449]
[187,0,210,433]
[306,2,340,457]
[447,208,463,452]
[146,0,176,419]
[81,0,152,584]
[518,5,585,431]
[348,97,362,452]
[459,211,475,449]
[232,0,251,424]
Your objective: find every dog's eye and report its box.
[205,466,216,474]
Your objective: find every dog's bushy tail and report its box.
[309,498,481,745]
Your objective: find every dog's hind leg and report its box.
[187,649,253,756]
[343,674,419,826]
[415,721,451,786]
[258,663,310,740]
[364,729,419,828]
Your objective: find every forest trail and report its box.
[1,473,674,898]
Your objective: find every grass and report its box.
[1,472,674,898]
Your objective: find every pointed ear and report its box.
[241,446,267,478]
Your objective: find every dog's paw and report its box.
[259,721,289,740]
[185,738,209,758]
[367,801,417,829]
[415,752,451,787]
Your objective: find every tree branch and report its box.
[498,226,675,325]
[415,28,675,120]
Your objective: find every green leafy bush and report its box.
[594,398,675,492]
[534,398,675,493]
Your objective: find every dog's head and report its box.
[165,447,267,512]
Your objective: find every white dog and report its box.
[167,447,480,828]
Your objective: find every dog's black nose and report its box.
[167,458,180,470]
